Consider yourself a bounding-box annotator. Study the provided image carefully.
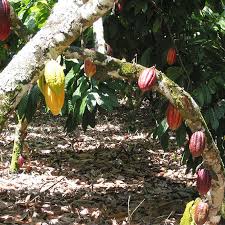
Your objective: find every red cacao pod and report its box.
[1,0,10,16]
[196,168,211,195]
[194,201,209,225]
[166,103,182,130]
[189,131,206,157]
[138,66,157,92]
[167,48,176,65]
[0,0,10,41]
[18,155,25,168]
[84,59,96,78]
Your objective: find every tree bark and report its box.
[10,118,28,172]
[64,47,225,225]
[0,0,113,132]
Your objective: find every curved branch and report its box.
[64,46,225,225]
[0,0,113,131]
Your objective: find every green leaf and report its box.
[152,17,162,33]
[181,144,191,165]
[166,67,183,81]
[82,107,97,132]
[139,48,152,67]
[201,85,212,105]
[207,79,217,94]
[192,88,204,107]
[153,119,168,139]
[209,107,219,130]
[72,77,89,104]
[87,91,98,112]
[16,93,29,119]
[176,124,187,147]
[160,131,169,151]
[78,94,87,120]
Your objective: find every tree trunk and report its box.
[9,118,28,172]
[0,0,113,132]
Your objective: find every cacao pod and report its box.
[194,201,209,225]
[18,155,25,168]
[189,131,206,157]
[196,168,211,195]
[44,60,65,95]
[166,103,182,130]
[0,0,10,41]
[167,48,176,65]
[44,84,65,116]
[0,0,10,17]
[84,59,96,78]
[138,66,157,92]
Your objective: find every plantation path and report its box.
[0,106,198,225]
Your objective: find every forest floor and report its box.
[0,105,198,225]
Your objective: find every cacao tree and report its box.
[0,0,225,224]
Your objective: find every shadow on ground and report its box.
[0,107,198,225]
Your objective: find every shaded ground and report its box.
[0,106,197,225]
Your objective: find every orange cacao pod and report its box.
[189,131,206,157]
[194,201,209,225]
[166,103,182,130]
[84,59,96,78]
[138,66,157,92]
[0,0,10,41]
[196,168,211,195]
[167,48,176,65]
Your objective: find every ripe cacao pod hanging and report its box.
[44,84,65,116]
[0,0,10,41]
[189,131,206,157]
[166,103,182,130]
[167,48,176,65]
[196,168,211,195]
[84,58,96,78]
[0,0,10,17]
[138,66,157,92]
[18,155,25,168]
[194,201,209,225]
[44,60,65,95]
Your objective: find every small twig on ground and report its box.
[39,176,65,193]
[127,195,145,224]
[164,211,174,225]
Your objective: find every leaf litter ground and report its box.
[0,106,199,225]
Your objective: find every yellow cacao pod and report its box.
[44,84,65,116]
[44,60,65,95]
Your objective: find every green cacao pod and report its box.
[166,103,182,130]
[189,131,206,157]
[44,60,65,95]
